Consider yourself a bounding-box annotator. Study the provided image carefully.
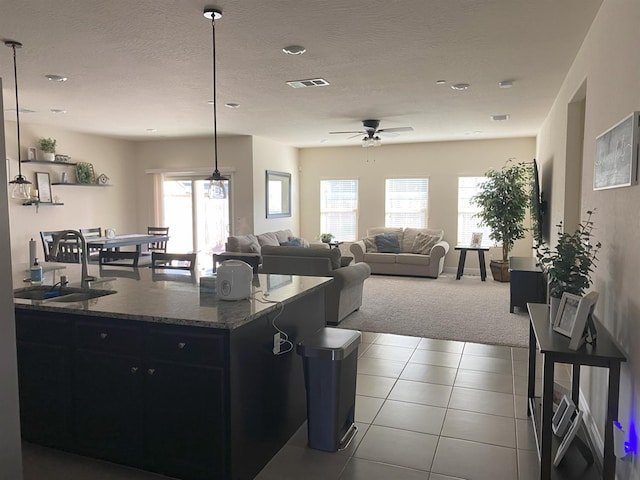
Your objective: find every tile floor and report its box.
[22,332,562,480]
[256,332,559,480]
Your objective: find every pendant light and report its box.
[204,7,227,200]
[5,40,32,200]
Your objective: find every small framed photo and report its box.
[552,395,576,437]
[553,292,581,338]
[28,147,36,161]
[568,292,599,350]
[554,410,584,466]
[35,172,52,203]
[470,232,483,247]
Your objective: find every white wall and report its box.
[251,136,299,235]
[5,122,137,264]
[133,135,255,235]
[0,79,24,480]
[299,137,536,271]
[537,0,640,473]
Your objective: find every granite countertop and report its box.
[13,263,332,330]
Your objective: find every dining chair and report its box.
[41,231,83,263]
[98,250,140,267]
[147,226,169,254]
[151,252,196,272]
[80,227,103,262]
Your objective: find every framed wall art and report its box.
[266,170,291,218]
[594,111,639,190]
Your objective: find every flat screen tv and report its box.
[531,159,545,245]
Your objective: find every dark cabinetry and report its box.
[15,311,73,449]
[509,256,546,312]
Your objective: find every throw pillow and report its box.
[411,232,439,255]
[280,238,302,247]
[340,256,354,267]
[288,236,309,248]
[375,233,401,253]
[329,247,342,269]
[363,236,378,253]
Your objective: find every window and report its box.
[457,177,493,247]
[320,179,358,241]
[385,178,429,228]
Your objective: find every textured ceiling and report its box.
[0,0,602,148]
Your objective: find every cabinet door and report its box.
[74,349,143,467]
[144,361,227,480]
[16,341,73,449]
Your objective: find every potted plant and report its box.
[536,210,601,320]
[319,233,334,243]
[38,137,57,161]
[471,160,530,282]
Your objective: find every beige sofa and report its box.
[350,227,449,278]
[260,245,371,325]
[225,229,325,254]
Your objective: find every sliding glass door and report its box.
[162,177,230,272]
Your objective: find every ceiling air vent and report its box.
[286,78,330,89]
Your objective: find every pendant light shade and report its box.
[5,40,32,199]
[204,7,228,199]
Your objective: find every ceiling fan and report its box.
[329,119,414,147]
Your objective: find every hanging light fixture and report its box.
[204,7,228,200]
[5,40,32,200]
[361,135,381,148]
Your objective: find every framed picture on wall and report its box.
[594,111,639,190]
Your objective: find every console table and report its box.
[509,256,546,312]
[527,303,626,479]
[454,246,489,281]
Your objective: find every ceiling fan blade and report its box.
[328,130,365,135]
[347,133,364,139]
[377,126,414,133]
[378,131,399,138]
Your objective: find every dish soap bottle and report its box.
[30,258,43,285]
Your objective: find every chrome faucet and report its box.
[49,230,96,288]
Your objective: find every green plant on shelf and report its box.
[38,137,56,153]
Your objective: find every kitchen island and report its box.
[13,264,331,480]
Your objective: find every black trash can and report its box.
[296,327,361,452]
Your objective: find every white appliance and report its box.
[216,260,253,301]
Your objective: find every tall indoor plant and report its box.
[536,210,601,319]
[472,161,530,282]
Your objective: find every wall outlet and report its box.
[273,332,281,354]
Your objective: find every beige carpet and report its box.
[338,272,530,347]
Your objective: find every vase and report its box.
[489,260,510,282]
[42,152,55,161]
[550,296,561,323]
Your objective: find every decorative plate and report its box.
[75,162,96,184]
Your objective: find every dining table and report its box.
[85,233,170,254]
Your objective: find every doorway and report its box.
[162,177,230,272]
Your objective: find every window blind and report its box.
[320,179,358,241]
[385,178,428,228]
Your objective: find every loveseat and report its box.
[259,245,371,325]
[350,227,449,278]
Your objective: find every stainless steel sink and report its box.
[14,285,116,302]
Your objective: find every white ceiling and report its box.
[0,0,602,148]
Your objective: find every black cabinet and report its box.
[15,311,73,450]
[509,256,546,312]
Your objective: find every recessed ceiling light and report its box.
[464,130,483,135]
[451,83,470,91]
[436,80,447,85]
[50,109,66,114]
[491,114,510,121]
[146,128,157,132]
[225,103,239,109]
[283,45,306,55]
[498,80,513,89]
[207,100,214,105]
[45,74,67,82]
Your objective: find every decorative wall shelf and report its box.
[51,183,110,187]
[21,160,77,166]
[22,202,64,206]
